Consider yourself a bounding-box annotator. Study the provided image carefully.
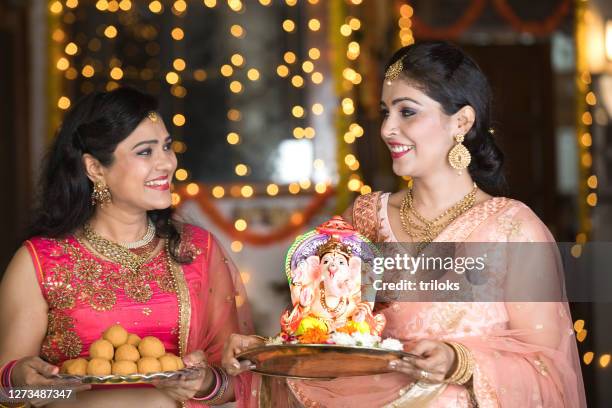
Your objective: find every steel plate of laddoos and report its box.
[51,367,202,384]
[236,344,418,380]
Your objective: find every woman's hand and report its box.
[151,350,214,402]
[10,357,91,407]
[222,334,265,375]
[388,339,456,383]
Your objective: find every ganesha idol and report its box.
[281,216,386,339]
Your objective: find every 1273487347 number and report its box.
[2,387,74,402]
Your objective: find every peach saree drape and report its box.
[253,194,585,408]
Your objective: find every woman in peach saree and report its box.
[224,41,585,407]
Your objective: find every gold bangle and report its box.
[455,343,473,385]
[445,342,464,383]
[445,342,474,385]
[457,343,474,385]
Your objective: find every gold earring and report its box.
[91,181,112,206]
[448,134,471,175]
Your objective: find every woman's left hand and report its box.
[152,350,214,402]
[388,339,456,383]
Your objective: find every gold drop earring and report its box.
[91,180,112,206]
[448,134,471,176]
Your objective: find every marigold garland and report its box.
[409,0,570,39]
[298,327,329,344]
[176,184,335,246]
[411,0,487,40]
[492,0,570,37]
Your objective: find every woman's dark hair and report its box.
[385,41,507,195]
[28,87,189,263]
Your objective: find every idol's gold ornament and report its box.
[147,111,158,122]
[318,281,347,315]
[400,183,478,250]
[448,134,471,175]
[91,181,112,207]
[384,58,404,85]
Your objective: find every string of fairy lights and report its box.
[340,1,368,196]
[397,2,414,46]
[168,0,331,205]
[573,0,609,371]
[330,0,368,213]
[50,0,369,251]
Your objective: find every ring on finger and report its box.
[419,370,430,380]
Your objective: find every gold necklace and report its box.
[83,223,154,272]
[118,219,156,249]
[319,281,347,315]
[399,183,478,247]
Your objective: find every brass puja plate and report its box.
[236,344,418,380]
[52,367,201,384]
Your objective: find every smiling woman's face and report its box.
[379,79,456,178]
[99,116,177,212]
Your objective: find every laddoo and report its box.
[175,355,185,369]
[137,357,162,374]
[87,358,112,376]
[159,355,178,371]
[61,358,88,375]
[111,360,138,375]
[103,324,129,347]
[126,333,141,347]
[138,336,165,358]
[114,344,140,362]
[89,339,114,360]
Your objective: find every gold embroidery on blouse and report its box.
[178,227,203,260]
[55,239,177,309]
[429,303,467,333]
[168,256,191,357]
[44,281,76,310]
[496,213,522,239]
[41,310,82,364]
[40,230,201,364]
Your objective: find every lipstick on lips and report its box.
[388,142,414,159]
[144,175,170,191]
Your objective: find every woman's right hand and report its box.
[221,334,265,376]
[10,356,91,389]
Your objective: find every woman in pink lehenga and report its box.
[0,87,252,407]
[224,41,585,407]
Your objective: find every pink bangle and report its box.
[191,366,221,401]
[1,360,18,398]
[1,360,17,388]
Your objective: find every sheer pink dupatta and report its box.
[182,228,254,407]
[446,203,586,407]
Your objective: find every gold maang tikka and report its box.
[384,58,404,85]
[147,111,158,122]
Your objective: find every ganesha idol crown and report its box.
[279,216,386,343]
[316,238,352,260]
